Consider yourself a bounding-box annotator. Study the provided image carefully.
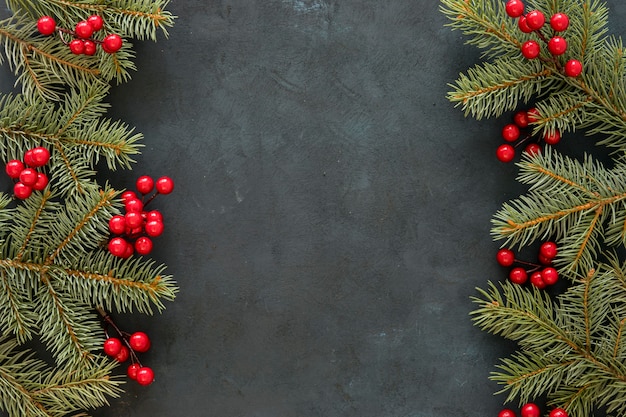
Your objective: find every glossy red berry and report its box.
[83,40,97,56]
[125,197,144,213]
[115,345,130,362]
[125,211,144,229]
[103,337,123,356]
[513,110,529,128]
[37,16,56,36]
[23,149,35,167]
[136,366,155,386]
[145,220,164,237]
[13,182,32,200]
[539,254,553,265]
[5,160,24,178]
[518,16,533,33]
[540,241,558,259]
[108,237,128,257]
[496,248,515,267]
[102,34,123,53]
[565,59,583,77]
[19,168,38,186]
[530,271,546,289]
[155,176,175,194]
[502,124,520,142]
[136,175,155,194]
[75,20,94,39]
[69,39,85,55]
[547,36,568,56]
[509,267,528,285]
[496,144,515,163]
[521,403,541,417]
[122,242,134,259]
[550,13,570,32]
[542,267,559,285]
[145,210,163,222]
[129,331,151,353]
[544,130,561,145]
[527,108,541,122]
[127,363,141,380]
[505,0,525,18]
[29,147,50,167]
[549,408,568,417]
[121,190,137,203]
[33,173,49,191]
[524,143,541,156]
[521,40,541,59]
[498,410,517,417]
[87,15,104,31]
[108,215,126,234]
[525,10,545,30]
[135,236,153,255]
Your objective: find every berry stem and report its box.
[96,306,143,366]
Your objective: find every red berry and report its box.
[103,337,122,356]
[29,147,50,167]
[499,410,517,417]
[145,210,163,222]
[32,173,49,191]
[521,40,541,59]
[544,130,561,145]
[136,367,155,386]
[108,215,126,234]
[542,267,559,285]
[502,124,521,142]
[530,271,546,289]
[509,267,528,285]
[496,144,515,163]
[102,34,123,53]
[524,143,541,156]
[129,331,151,353]
[135,236,153,255]
[549,408,568,417]
[540,241,558,259]
[550,13,570,32]
[496,248,515,267]
[19,168,38,186]
[37,16,56,36]
[548,36,568,55]
[121,190,137,203]
[136,175,155,194]
[23,149,35,167]
[145,220,164,237]
[521,403,541,417]
[83,40,97,56]
[527,108,541,122]
[125,197,144,213]
[75,21,94,39]
[513,110,529,128]
[5,160,24,178]
[87,15,104,31]
[115,345,129,362]
[518,16,533,33]
[505,0,525,18]
[127,363,141,380]
[108,237,128,257]
[525,10,545,30]
[155,176,174,194]
[565,59,583,77]
[69,39,85,55]
[125,211,144,229]
[538,254,553,265]
[122,242,134,258]
[13,183,32,199]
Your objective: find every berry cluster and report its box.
[37,15,123,55]
[496,107,561,162]
[107,176,174,258]
[496,241,559,289]
[98,308,155,386]
[505,0,583,77]
[499,403,568,417]
[4,147,50,199]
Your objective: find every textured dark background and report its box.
[2,1,626,416]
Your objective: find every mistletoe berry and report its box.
[505,0,524,18]
[525,10,545,30]
[102,34,123,53]
[549,408,568,417]
[509,267,528,284]
[136,367,155,386]
[156,176,175,194]
[496,248,515,267]
[87,15,104,31]
[502,124,520,142]
[496,144,515,162]
[5,160,24,178]
[550,13,570,32]
[129,331,151,353]
[103,337,123,356]
[564,59,583,77]
[36,16,56,36]
[547,36,568,56]
[521,40,540,59]
[520,403,540,417]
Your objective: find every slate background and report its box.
[2,1,626,416]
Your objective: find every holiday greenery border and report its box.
[0,1,178,416]
[442,0,626,416]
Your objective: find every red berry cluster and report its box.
[505,0,583,77]
[496,241,559,289]
[107,176,174,258]
[5,147,50,199]
[36,15,123,55]
[499,403,568,417]
[99,308,155,386]
[496,107,561,162]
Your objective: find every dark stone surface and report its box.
[2,1,626,416]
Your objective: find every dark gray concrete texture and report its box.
[32,1,626,416]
